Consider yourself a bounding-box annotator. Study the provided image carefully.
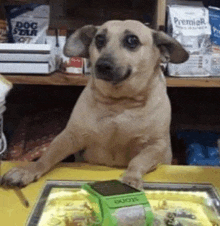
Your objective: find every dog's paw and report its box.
[1,166,40,188]
[121,174,143,190]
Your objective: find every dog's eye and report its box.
[95,34,106,49]
[124,35,140,49]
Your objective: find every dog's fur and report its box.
[1,20,188,189]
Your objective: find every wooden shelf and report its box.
[3,72,220,87]
[4,72,88,86]
[166,76,220,88]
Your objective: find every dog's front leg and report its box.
[121,139,172,189]
[1,129,82,188]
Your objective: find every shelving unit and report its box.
[2,0,220,88]
[4,73,220,88]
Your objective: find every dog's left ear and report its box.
[153,31,189,64]
[64,25,99,58]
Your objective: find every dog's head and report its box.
[64,20,188,86]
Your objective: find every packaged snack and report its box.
[4,4,50,44]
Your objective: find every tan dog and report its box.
[1,20,188,189]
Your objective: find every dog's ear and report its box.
[63,25,99,58]
[153,31,189,64]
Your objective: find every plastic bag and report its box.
[4,4,50,44]
[167,5,212,76]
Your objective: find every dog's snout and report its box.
[95,57,132,84]
[96,59,114,74]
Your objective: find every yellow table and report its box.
[1,161,220,226]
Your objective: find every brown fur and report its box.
[1,20,188,189]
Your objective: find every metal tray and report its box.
[27,180,220,226]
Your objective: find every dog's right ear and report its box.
[153,31,189,64]
[63,25,99,58]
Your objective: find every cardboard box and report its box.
[65,57,83,74]
[0,43,54,74]
[0,63,49,74]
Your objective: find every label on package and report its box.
[169,6,211,37]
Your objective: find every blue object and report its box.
[186,143,205,165]
[207,146,219,159]
[209,7,220,46]
[196,159,220,166]
[177,130,220,166]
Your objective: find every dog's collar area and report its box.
[91,83,147,108]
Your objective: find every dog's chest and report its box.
[88,108,146,145]
[83,108,148,166]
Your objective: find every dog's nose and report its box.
[96,59,114,75]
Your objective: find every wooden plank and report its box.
[156,0,167,29]
[4,72,220,87]
[4,72,88,86]
[166,76,220,88]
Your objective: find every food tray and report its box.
[27,180,220,226]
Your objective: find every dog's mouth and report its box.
[95,58,132,84]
